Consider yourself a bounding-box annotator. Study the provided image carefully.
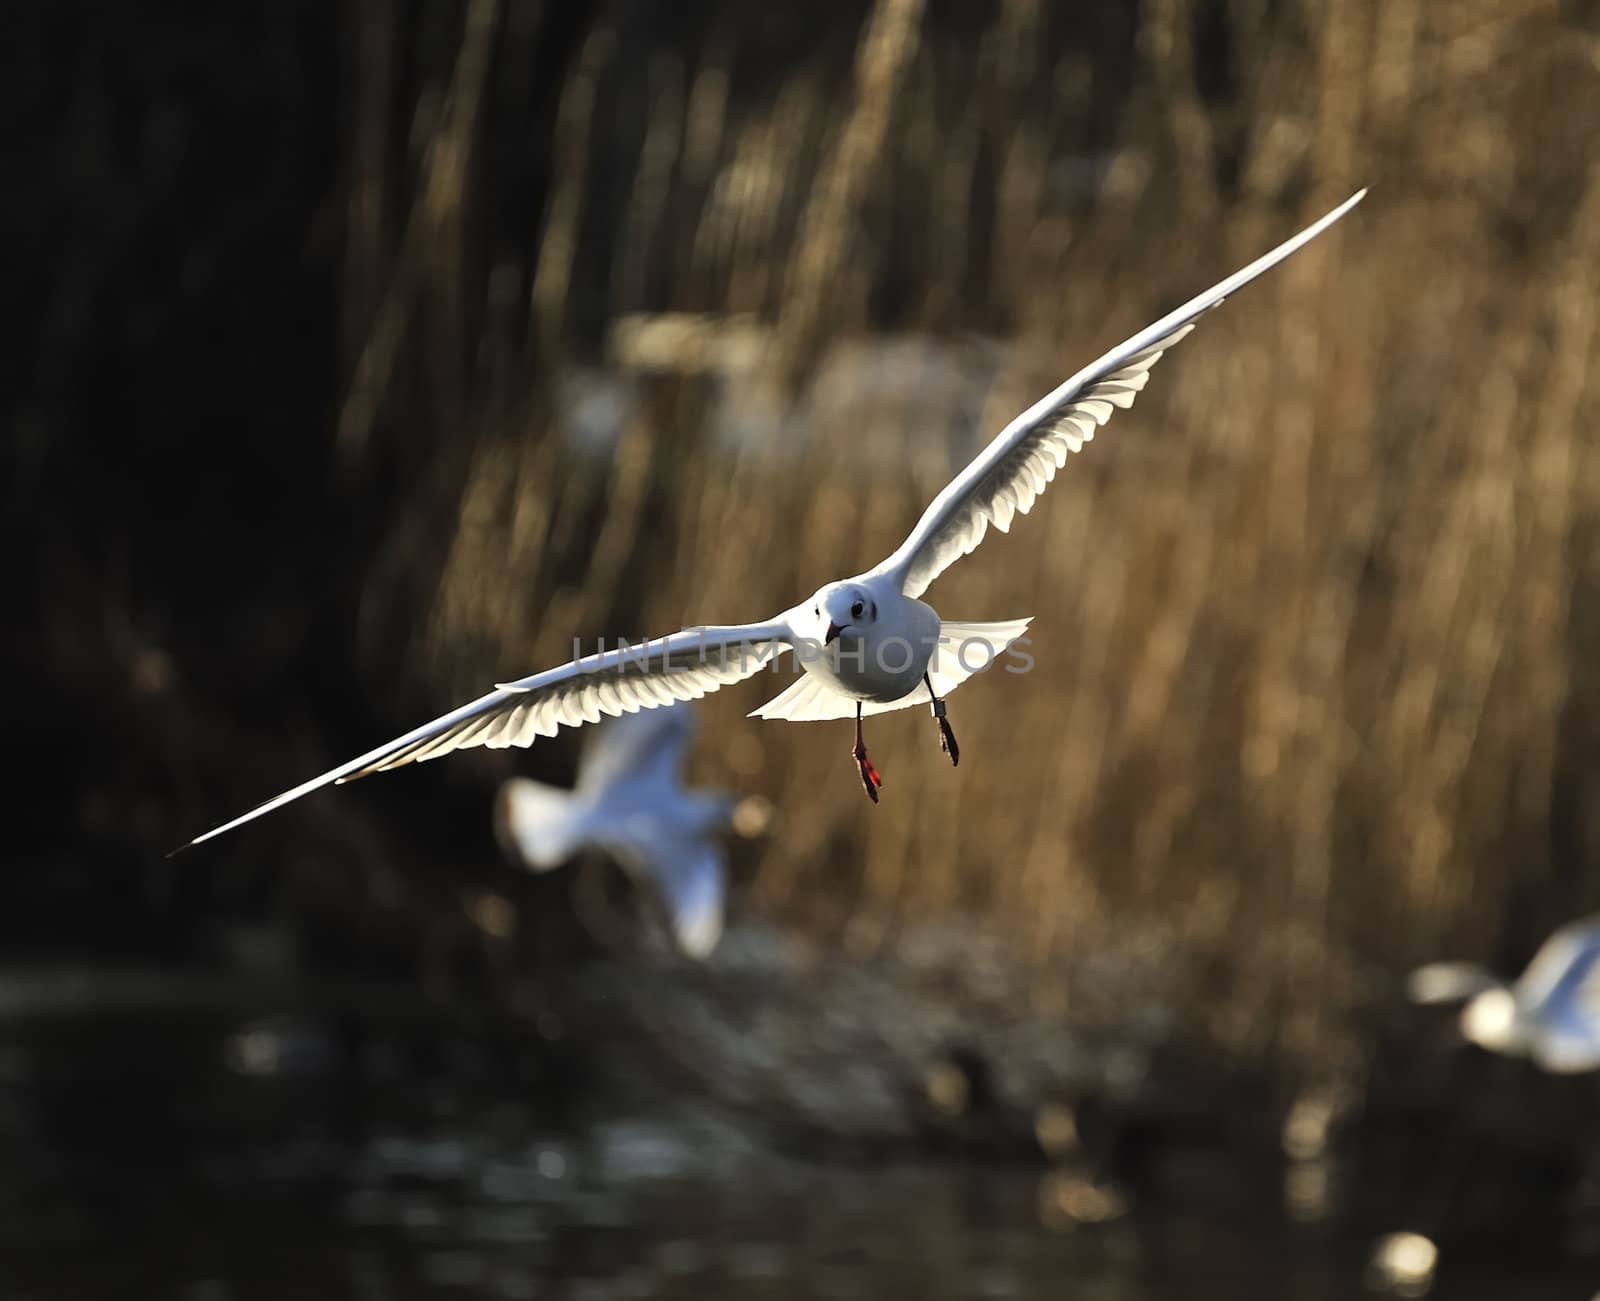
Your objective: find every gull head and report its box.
[810,582,879,645]
[1460,986,1522,1054]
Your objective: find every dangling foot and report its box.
[853,703,882,804]
[925,673,959,767]
[853,740,883,802]
[933,702,959,767]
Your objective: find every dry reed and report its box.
[337,0,1600,1072]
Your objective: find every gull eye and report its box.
[851,600,864,619]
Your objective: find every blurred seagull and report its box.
[176,189,1366,849]
[1408,917,1600,1073]
[495,702,750,958]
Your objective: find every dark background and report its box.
[11,1,1600,1296]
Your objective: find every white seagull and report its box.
[494,702,739,958]
[1408,916,1600,1074]
[177,189,1366,849]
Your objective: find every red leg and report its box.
[852,703,882,803]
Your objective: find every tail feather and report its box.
[928,617,1032,697]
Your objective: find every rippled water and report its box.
[0,997,1591,1300]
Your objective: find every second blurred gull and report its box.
[1408,916,1600,1073]
[495,702,765,958]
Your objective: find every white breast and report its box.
[797,596,940,703]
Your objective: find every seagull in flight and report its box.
[495,702,745,958]
[1408,916,1600,1074]
[176,189,1366,850]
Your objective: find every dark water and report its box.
[0,991,1592,1301]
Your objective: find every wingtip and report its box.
[166,828,215,858]
[1316,188,1367,224]
[1331,187,1368,218]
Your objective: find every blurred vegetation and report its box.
[17,0,1600,1083]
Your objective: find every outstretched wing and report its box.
[873,190,1367,599]
[176,622,791,851]
[640,836,726,960]
[1515,916,1600,1017]
[1520,919,1600,1073]
[576,698,697,798]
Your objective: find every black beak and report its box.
[824,622,843,646]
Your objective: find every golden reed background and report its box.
[333,0,1600,1068]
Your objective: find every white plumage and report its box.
[177,190,1366,847]
[1408,917,1600,1073]
[495,702,740,958]
[750,617,1032,721]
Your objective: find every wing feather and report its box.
[875,191,1366,598]
[176,622,792,850]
